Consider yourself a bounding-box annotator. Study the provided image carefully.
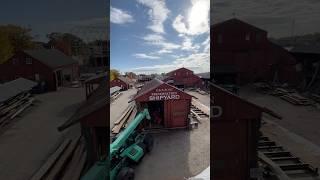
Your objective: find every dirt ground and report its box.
[0,87,84,180]
[134,91,210,180]
[239,85,320,170]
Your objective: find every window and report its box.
[217,34,223,43]
[26,57,32,64]
[245,33,250,41]
[174,73,176,76]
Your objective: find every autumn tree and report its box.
[0,25,34,63]
[110,69,120,81]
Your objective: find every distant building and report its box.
[137,74,152,83]
[163,67,204,88]
[0,49,79,91]
[211,18,301,85]
[110,76,131,90]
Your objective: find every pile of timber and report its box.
[31,135,87,180]
[110,91,122,103]
[270,88,293,96]
[0,92,34,130]
[111,103,136,134]
[196,88,209,95]
[310,93,320,103]
[253,82,273,93]
[280,93,313,106]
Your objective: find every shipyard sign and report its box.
[149,88,180,101]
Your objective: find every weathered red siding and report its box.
[110,78,129,90]
[164,67,204,88]
[212,18,301,85]
[135,83,192,128]
[212,84,262,180]
[0,51,57,90]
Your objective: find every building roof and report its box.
[57,81,107,131]
[110,86,121,95]
[24,49,77,69]
[0,78,37,103]
[166,67,193,75]
[85,72,108,84]
[289,44,320,55]
[116,76,131,84]
[212,18,267,33]
[197,72,210,79]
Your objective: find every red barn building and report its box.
[163,67,204,88]
[110,76,131,90]
[0,49,79,91]
[211,18,301,85]
[211,83,263,180]
[133,79,192,129]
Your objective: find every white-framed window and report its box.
[26,57,32,64]
[245,33,250,41]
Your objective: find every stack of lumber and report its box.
[270,88,290,96]
[0,92,34,130]
[253,82,272,93]
[30,135,87,180]
[310,93,320,103]
[112,103,136,134]
[280,93,313,106]
[110,92,122,102]
[196,89,209,95]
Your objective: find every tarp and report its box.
[188,166,210,180]
[0,78,37,103]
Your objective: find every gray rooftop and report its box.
[0,78,37,103]
[24,49,77,69]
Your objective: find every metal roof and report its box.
[0,78,37,102]
[196,72,210,79]
[110,86,121,95]
[116,76,131,84]
[289,45,320,55]
[58,81,107,131]
[24,49,77,69]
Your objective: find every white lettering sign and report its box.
[149,91,180,101]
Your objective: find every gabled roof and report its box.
[57,81,107,131]
[116,76,131,84]
[23,49,77,69]
[197,72,210,79]
[85,72,108,84]
[166,67,193,75]
[133,78,193,101]
[211,18,267,33]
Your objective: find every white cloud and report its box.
[142,33,180,51]
[131,51,210,74]
[133,53,160,59]
[158,49,173,54]
[137,0,170,33]
[181,36,200,51]
[111,7,135,24]
[201,36,210,53]
[172,0,210,35]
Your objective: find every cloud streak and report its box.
[133,53,160,59]
[111,6,135,24]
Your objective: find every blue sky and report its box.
[110,0,210,74]
[0,0,108,42]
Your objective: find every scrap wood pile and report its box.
[110,91,122,102]
[280,93,314,106]
[0,92,34,130]
[253,82,273,93]
[31,135,87,180]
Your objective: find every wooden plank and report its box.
[262,107,282,119]
[10,98,34,119]
[191,99,209,116]
[258,152,291,180]
[61,138,86,180]
[112,106,137,134]
[44,135,81,180]
[113,103,134,125]
[30,139,72,180]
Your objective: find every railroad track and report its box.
[258,136,319,179]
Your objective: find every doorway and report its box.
[146,101,165,128]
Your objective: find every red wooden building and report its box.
[133,79,192,129]
[0,49,79,91]
[211,18,301,85]
[110,76,131,90]
[163,67,204,88]
[58,78,108,166]
[211,83,263,180]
